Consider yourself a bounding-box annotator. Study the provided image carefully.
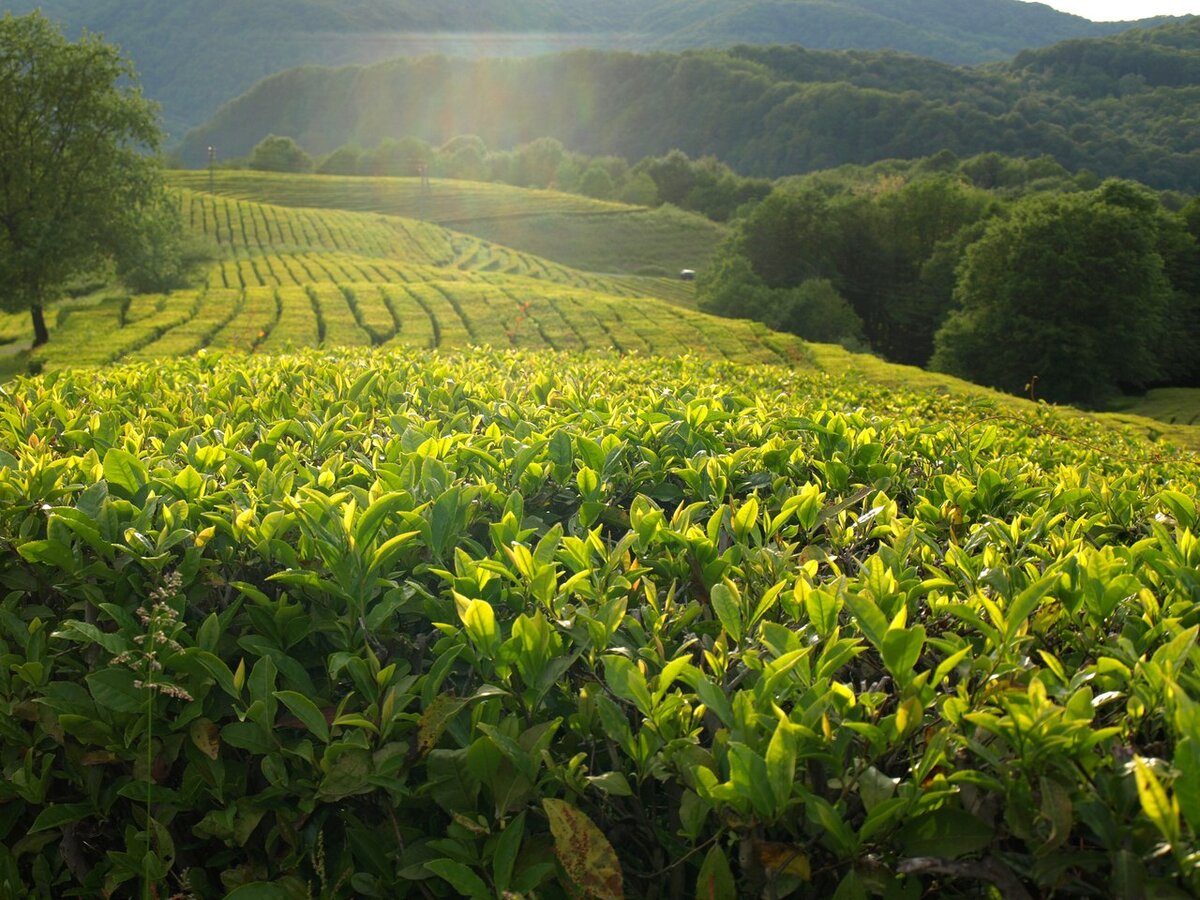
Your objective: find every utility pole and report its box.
[412,159,431,194]
[208,146,216,193]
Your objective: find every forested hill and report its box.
[6,0,1178,136]
[179,20,1200,192]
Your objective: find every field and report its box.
[3,180,801,377]
[4,170,1196,444]
[168,171,728,278]
[2,347,1200,899]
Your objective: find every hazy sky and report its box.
[1029,1,1199,19]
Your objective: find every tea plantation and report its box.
[166,171,727,280]
[9,182,797,376]
[2,347,1200,898]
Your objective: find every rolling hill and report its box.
[2,181,1199,890]
[4,0,1181,136]
[166,170,728,278]
[3,171,1195,450]
[5,174,803,377]
[177,20,1200,191]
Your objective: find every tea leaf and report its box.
[543,798,625,900]
[696,844,736,900]
[710,582,743,644]
[425,859,490,899]
[102,447,148,498]
[274,690,330,743]
[603,655,653,715]
[189,718,221,760]
[29,804,92,833]
[1134,756,1180,846]
[900,808,994,859]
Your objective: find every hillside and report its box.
[2,176,802,377]
[7,171,1200,898]
[3,172,1194,450]
[5,0,1176,136]
[179,20,1200,191]
[166,170,728,277]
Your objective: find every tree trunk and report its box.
[30,303,49,347]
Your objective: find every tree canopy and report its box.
[0,11,170,345]
[2,0,1158,135]
[697,168,1199,404]
[931,185,1184,404]
[178,21,1200,193]
[248,134,314,173]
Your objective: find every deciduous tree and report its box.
[248,134,313,173]
[931,184,1173,403]
[0,11,169,346]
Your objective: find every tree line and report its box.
[699,166,1200,405]
[235,134,773,222]
[6,0,1158,135]
[180,21,1200,192]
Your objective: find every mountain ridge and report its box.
[177,19,1200,192]
[3,0,1184,136]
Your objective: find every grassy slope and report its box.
[168,171,728,277]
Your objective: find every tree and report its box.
[640,150,695,207]
[512,138,566,189]
[434,135,489,181]
[0,12,169,345]
[248,134,313,173]
[316,143,363,176]
[112,194,212,294]
[931,185,1173,404]
[578,164,614,200]
[738,190,839,288]
[698,255,864,347]
[619,172,659,206]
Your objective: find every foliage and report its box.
[699,176,1000,365]
[4,0,1163,137]
[316,144,364,176]
[177,22,1200,192]
[699,168,1200,406]
[309,137,765,223]
[0,11,173,346]
[1,347,1200,897]
[931,184,1182,404]
[248,135,314,173]
[697,258,865,348]
[113,195,215,294]
[578,165,615,201]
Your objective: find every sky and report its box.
[1029,0,1200,19]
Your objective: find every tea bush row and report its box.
[1,349,1199,898]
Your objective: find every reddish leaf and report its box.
[543,798,624,900]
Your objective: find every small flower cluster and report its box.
[113,571,194,703]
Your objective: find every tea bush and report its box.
[1,348,1199,898]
